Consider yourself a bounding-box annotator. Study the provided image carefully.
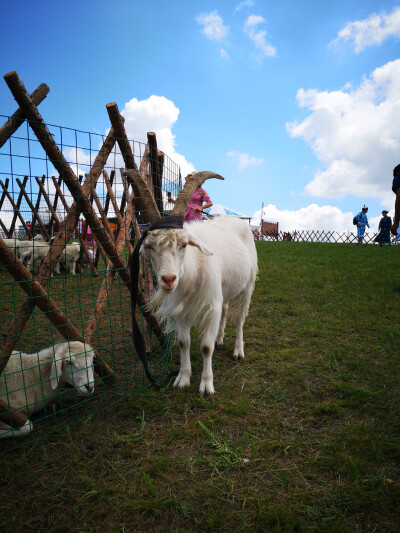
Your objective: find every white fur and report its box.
[0,341,95,439]
[143,216,258,396]
[54,242,81,275]
[19,240,80,275]
[2,235,44,260]
[18,239,50,271]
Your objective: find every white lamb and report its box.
[0,341,95,439]
[2,234,44,260]
[17,234,44,258]
[126,169,258,396]
[20,241,51,272]
[54,242,81,275]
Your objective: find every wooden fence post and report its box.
[0,83,49,149]
[9,175,28,236]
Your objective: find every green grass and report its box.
[0,241,400,532]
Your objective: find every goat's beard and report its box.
[146,287,178,334]
[146,286,167,313]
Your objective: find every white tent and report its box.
[204,203,251,221]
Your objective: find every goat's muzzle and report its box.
[160,274,177,292]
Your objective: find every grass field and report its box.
[0,241,399,532]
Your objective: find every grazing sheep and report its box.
[54,242,81,275]
[20,240,51,272]
[125,170,258,396]
[0,341,95,439]
[2,235,44,260]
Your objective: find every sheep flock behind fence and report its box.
[0,71,184,454]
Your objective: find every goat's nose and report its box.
[85,384,94,393]
[161,274,176,287]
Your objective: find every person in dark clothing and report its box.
[391,164,400,236]
[374,210,392,246]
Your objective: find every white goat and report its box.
[0,341,95,439]
[54,243,81,275]
[126,169,258,396]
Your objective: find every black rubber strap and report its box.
[130,216,184,388]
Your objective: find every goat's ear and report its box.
[188,235,214,256]
[50,344,67,390]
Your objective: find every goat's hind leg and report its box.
[233,284,253,361]
[173,323,192,390]
[216,303,228,347]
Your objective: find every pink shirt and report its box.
[184,187,211,222]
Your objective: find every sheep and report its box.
[125,170,258,397]
[20,240,51,272]
[54,242,81,275]
[17,234,44,258]
[0,341,95,439]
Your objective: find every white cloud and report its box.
[220,48,229,59]
[197,11,229,42]
[234,0,254,13]
[120,95,195,178]
[227,150,264,170]
[330,6,400,53]
[251,203,357,232]
[244,14,277,60]
[286,60,400,206]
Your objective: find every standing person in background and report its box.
[374,210,392,246]
[84,227,96,264]
[168,173,213,222]
[391,164,400,236]
[356,206,370,246]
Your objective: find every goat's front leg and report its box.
[199,307,221,396]
[173,323,192,390]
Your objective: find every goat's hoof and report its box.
[199,380,215,397]
[232,352,244,361]
[173,373,191,390]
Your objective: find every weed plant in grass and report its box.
[0,242,399,532]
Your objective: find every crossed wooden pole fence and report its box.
[0,71,169,431]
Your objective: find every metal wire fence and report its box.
[253,229,399,245]
[0,114,181,454]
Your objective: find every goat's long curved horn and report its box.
[122,169,161,222]
[171,171,224,216]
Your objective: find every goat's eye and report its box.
[179,243,188,250]
[145,243,154,250]
[65,360,72,366]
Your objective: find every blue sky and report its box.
[1,0,400,232]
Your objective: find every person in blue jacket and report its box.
[356,206,370,246]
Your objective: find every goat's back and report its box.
[186,217,256,260]
[185,217,258,295]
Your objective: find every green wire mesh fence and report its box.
[0,113,181,454]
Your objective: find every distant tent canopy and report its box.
[204,203,251,222]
